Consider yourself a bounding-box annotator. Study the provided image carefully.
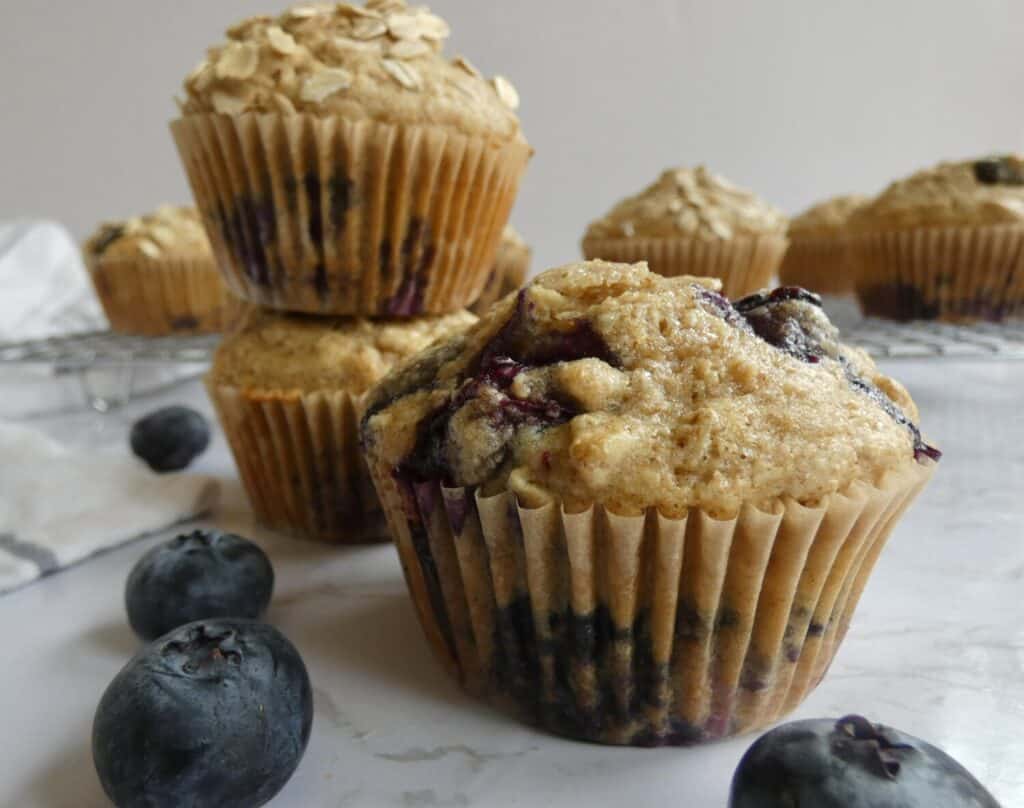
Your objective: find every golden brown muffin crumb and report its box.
[180,0,523,140]
[84,206,211,262]
[211,308,476,394]
[584,167,787,242]
[850,156,1024,231]
[789,194,870,237]
[363,261,933,519]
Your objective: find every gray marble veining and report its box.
[0,361,1021,807]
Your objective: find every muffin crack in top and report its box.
[179,0,524,139]
[362,260,936,519]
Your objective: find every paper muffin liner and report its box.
[86,254,241,336]
[470,243,532,315]
[172,114,532,317]
[850,224,1024,322]
[208,382,387,545]
[368,460,934,745]
[778,236,854,296]
[581,235,788,299]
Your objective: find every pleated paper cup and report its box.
[581,235,788,299]
[851,224,1024,322]
[778,236,854,296]
[208,383,387,545]
[470,242,532,315]
[85,254,241,336]
[368,460,934,745]
[172,114,532,317]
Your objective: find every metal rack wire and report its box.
[0,330,220,368]
[1,319,1022,412]
[841,318,1024,360]
[4,319,1023,369]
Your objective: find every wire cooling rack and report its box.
[1,319,1024,372]
[0,330,220,367]
[0,331,218,413]
[842,318,1024,360]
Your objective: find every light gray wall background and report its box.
[2,0,1023,273]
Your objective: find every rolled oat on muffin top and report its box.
[84,206,212,262]
[584,167,787,242]
[849,155,1024,231]
[180,0,523,141]
[362,261,937,520]
[788,194,870,237]
[210,306,476,395]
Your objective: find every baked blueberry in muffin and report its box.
[361,260,937,745]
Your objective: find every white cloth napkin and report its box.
[0,420,220,594]
[0,220,104,339]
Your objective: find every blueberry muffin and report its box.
[361,260,937,745]
[582,167,788,298]
[469,225,531,314]
[84,206,240,335]
[849,155,1024,322]
[209,306,475,544]
[172,0,532,316]
[779,194,868,296]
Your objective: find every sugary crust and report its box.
[179,1,524,141]
[210,307,475,394]
[583,167,787,242]
[363,261,927,519]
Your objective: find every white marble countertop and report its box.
[1,357,1022,807]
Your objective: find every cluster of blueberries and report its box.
[92,528,313,807]
[97,404,998,805]
[91,408,312,807]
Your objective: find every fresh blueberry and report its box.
[93,619,313,808]
[130,405,211,473]
[125,530,274,641]
[729,715,1001,807]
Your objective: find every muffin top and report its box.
[362,261,936,519]
[850,155,1024,231]
[210,307,475,395]
[179,0,523,140]
[789,194,870,238]
[583,167,787,242]
[84,206,212,262]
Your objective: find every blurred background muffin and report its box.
[172,0,532,317]
[208,306,475,544]
[581,166,788,298]
[469,225,532,314]
[779,194,868,296]
[83,206,240,336]
[848,155,1024,322]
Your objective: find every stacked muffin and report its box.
[173,0,531,543]
[582,167,788,298]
